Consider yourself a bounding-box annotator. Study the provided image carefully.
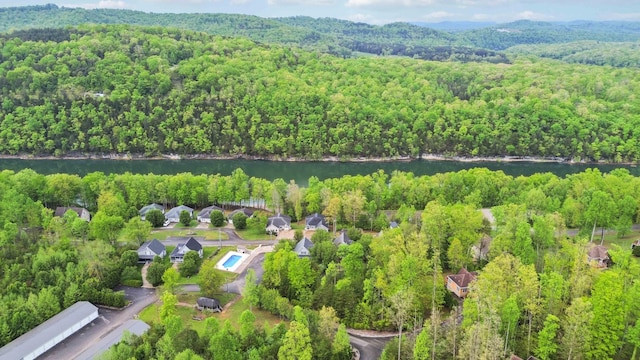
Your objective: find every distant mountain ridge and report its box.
[1,4,640,57]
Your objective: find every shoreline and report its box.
[0,153,636,165]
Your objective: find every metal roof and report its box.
[74,320,150,360]
[0,301,98,360]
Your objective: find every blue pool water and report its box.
[223,255,242,268]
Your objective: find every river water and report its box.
[0,158,638,185]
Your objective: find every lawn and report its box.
[597,229,640,264]
[149,229,229,241]
[235,226,273,241]
[138,294,286,334]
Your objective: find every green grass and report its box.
[598,229,640,264]
[149,229,229,241]
[139,294,285,334]
[234,226,273,241]
[175,247,239,285]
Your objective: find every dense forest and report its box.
[1,5,639,59]
[1,167,639,359]
[507,41,640,68]
[1,25,640,161]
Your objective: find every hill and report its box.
[506,40,640,68]
[1,25,640,162]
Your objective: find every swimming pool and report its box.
[216,251,250,272]
[223,255,242,268]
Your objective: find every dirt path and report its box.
[141,262,153,288]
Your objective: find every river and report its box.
[0,158,638,185]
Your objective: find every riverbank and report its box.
[0,152,634,165]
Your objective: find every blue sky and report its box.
[7,0,640,25]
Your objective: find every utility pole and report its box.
[219,228,222,249]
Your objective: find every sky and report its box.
[6,0,640,25]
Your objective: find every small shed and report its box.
[196,297,222,312]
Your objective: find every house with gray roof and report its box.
[170,237,203,263]
[139,204,164,220]
[74,320,149,360]
[333,230,353,246]
[305,213,329,231]
[196,297,222,312]
[266,213,292,235]
[0,301,98,360]
[54,206,91,221]
[164,205,194,223]
[294,237,314,257]
[229,208,254,223]
[197,205,225,223]
[137,239,166,263]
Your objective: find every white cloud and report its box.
[347,13,374,22]
[268,0,334,5]
[423,11,455,21]
[345,0,436,8]
[230,0,250,4]
[514,10,554,21]
[603,12,640,20]
[69,1,129,9]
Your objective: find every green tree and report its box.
[145,209,165,228]
[162,267,180,294]
[561,297,593,360]
[210,210,225,227]
[413,321,431,360]
[90,211,124,245]
[198,259,226,298]
[179,210,192,226]
[535,314,560,360]
[232,212,247,230]
[180,251,201,278]
[124,217,152,245]
[242,269,259,311]
[332,324,351,360]
[147,258,166,286]
[278,321,313,360]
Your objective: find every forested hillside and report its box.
[461,20,640,50]
[1,167,639,359]
[1,25,640,161]
[506,41,640,68]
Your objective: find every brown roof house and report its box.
[587,245,611,269]
[632,240,640,250]
[446,268,477,298]
[55,207,91,221]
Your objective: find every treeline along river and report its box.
[1,158,640,185]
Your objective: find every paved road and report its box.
[349,334,393,360]
[40,287,157,360]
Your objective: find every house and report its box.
[266,213,292,234]
[294,237,314,257]
[75,320,149,360]
[164,205,194,223]
[446,268,477,298]
[170,237,203,263]
[389,221,399,229]
[333,230,353,246]
[139,204,164,220]
[197,205,225,223]
[228,208,254,223]
[137,239,166,263]
[510,355,538,360]
[587,245,611,268]
[632,240,640,249]
[196,297,222,312]
[54,207,91,221]
[305,213,329,231]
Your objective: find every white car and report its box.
[163,220,171,227]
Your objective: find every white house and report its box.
[170,237,203,263]
[164,205,194,223]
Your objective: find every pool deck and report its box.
[216,245,274,274]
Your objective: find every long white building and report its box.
[0,301,98,360]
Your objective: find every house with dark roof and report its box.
[305,213,329,231]
[333,230,353,246]
[446,268,477,298]
[54,206,91,221]
[138,204,164,220]
[587,245,611,268]
[196,297,222,312]
[294,237,314,257]
[229,208,254,223]
[389,221,399,229]
[164,205,194,224]
[170,237,203,263]
[0,301,98,360]
[137,239,166,263]
[266,213,292,234]
[197,205,225,223]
